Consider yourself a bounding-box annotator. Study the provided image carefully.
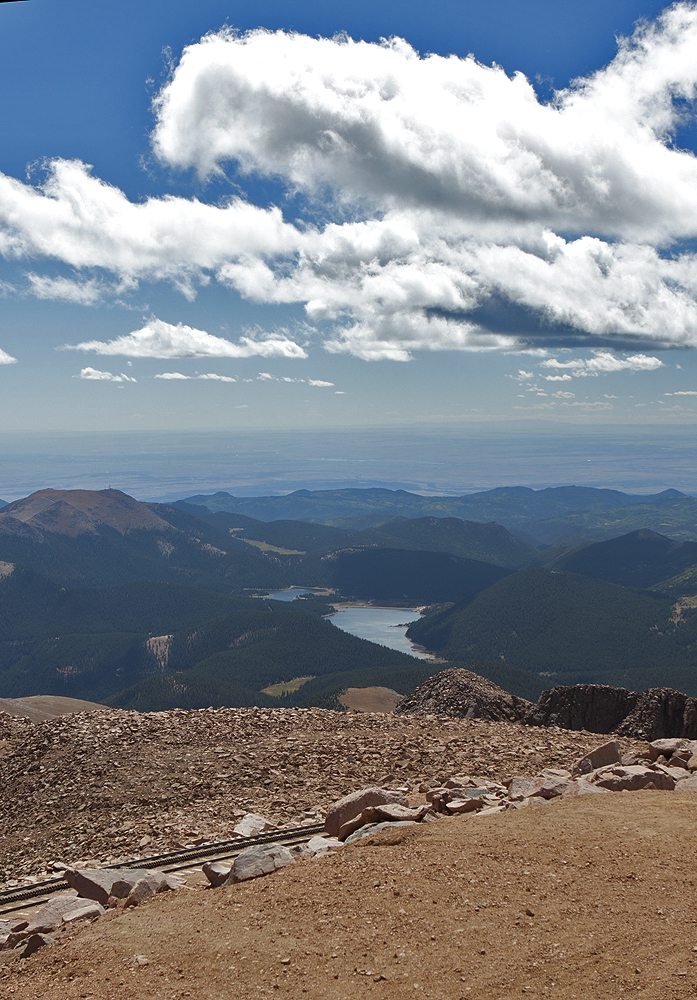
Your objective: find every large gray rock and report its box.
[343,820,419,844]
[508,776,571,801]
[60,901,104,924]
[202,861,231,887]
[649,738,697,758]
[324,787,409,838]
[64,867,180,906]
[224,844,295,884]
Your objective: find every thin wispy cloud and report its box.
[155,371,237,382]
[75,367,137,382]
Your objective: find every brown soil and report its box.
[0,697,107,724]
[2,793,697,999]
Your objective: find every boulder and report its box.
[444,797,489,814]
[224,844,295,884]
[561,779,611,797]
[202,861,231,887]
[26,894,100,934]
[125,879,156,907]
[19,934,52,959]
[508,776,571,801]
[649,738,697,758]
[592,764,676,792]
[60,901,104,924]
[306,835,343,855]
[64,867,180,906]
[233,813,276,838]
[336,803,429,841]
[571,740,623,778]
[324,787,409,838]
[675,775,697,793]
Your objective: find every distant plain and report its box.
[2,422,697,502]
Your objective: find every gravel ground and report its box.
[0,706,645,887]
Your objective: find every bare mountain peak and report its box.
[1,488,173,536]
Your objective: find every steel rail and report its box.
[0,821,325,916]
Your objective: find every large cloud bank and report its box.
[4,5,697,359]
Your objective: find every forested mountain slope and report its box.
[407,568,697,696]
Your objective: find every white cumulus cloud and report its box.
[0,347,17,364]
[62,318,307,359]
[2,9,697,360]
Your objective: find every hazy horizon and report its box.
[1,423,695,503]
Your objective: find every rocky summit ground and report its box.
[0,707,647,886]
[4,706,697,1000]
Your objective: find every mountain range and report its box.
[3,483,697,710]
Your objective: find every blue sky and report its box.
[2,0,697,434]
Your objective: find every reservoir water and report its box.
[259,589,429,658]
[328,607,429,659]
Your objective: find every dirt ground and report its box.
[2,792,697,1000]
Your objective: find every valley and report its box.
[2,483,697,713]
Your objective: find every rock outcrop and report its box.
[398,670,697,741]
[615,687,697,740]
[525,684,637,734]
[394,668,532,722]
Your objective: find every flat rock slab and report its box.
[61,901,104,924]
[343,820,419,845]
[27,893,101,934]
[324,787,409,838]
[233,813,276,838]
[224,844,295,884]
[64,868,180,906]
[508,776,571,801]
[337,803,429,841]
[592,765,676,792]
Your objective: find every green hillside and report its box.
[0,566,436,708]
[107,609,428,712]
[546,529,697,589]
[324,547,510,603]
[527,495,697,546]
[183,485,683,528]
[369,516,541,569]
[407,568,697,695]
